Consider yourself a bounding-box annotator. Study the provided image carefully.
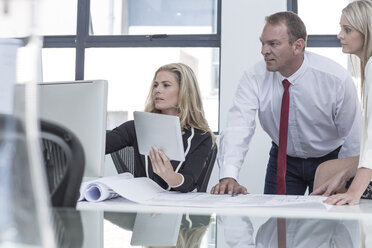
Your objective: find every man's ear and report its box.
[293,38,305,55]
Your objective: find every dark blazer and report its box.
[106,120,213,192]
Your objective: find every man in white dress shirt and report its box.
[211,11,361,195]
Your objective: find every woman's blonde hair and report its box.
[176,225,208,248]
[144,63,215,144]
[342,0,372,99]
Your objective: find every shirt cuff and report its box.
[219,165,239,181]
[171,173,185,188]
[359,149,372,169]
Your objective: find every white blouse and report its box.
[359,57,372,169]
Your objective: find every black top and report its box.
[106,120,213,192]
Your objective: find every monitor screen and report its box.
[14,80,108,177]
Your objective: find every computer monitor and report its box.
[14,80,108,177]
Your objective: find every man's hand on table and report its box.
[210,177,248,195]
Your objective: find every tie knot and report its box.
[282,79,290,90]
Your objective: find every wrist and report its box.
[165,172,184,187]
[346,185,365,199]
[346,168,372,197]
[169,173,184,188]
[220,177,237,183]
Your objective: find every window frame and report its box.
[42,0,222,133]
[287,0,340,47]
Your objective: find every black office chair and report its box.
[0,115,85,208]
[111,146,135,174]
[40,119,85,207]
[197,144,218,192]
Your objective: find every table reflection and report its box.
[104,212,213,247]
[219,215,360,248]
[52,209,84,248]
[52,208,372,248]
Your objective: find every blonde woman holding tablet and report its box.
[106,63,215,192]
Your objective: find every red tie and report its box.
[277,79,290,195]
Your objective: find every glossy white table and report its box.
[72,197,372,247]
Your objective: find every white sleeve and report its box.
[218,71,259,180]
[336,74,362,158]
[359,58,372,168]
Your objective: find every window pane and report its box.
[298,0,350,35]
[90,0,218,35]
[85,47,219,132]
[41,48,76,82]
[39,0,77,35]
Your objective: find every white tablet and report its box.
[134,111,185,162]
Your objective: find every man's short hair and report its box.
[265,11,307,45]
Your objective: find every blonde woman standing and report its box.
[312,0,372,205]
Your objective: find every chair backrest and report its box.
[111,146,135,174]
[197,144,217,192]
[40,119,85,207]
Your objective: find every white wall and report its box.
[207,0,287,194]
